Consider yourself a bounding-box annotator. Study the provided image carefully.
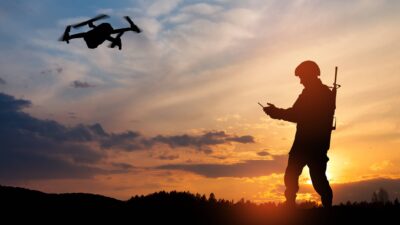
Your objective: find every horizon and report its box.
[1,0,400,204]
[2,183,398,205]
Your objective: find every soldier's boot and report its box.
[321,190,333,208]
[284,190,297,209]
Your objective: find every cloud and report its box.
[147,0,182,17]
[67,112,77,119]
[157,153,179,160]
[111,162,136,171]
[148,131,254,153]
[40,66,63,75]
[100,130,254,153]
[100,130,142,151]
[0,92,115,180]
[149,150,179,160]
[150,151,180,160]
[0,150,104,180]
[333,178,400,203]
[300,178,400,204]
[226,135,254,143]
[5,1,268,134]
[0,77,5,84]
[180,3,223,16]
[0,92,31,111]
[156,155,287,178]
[71,80,95,88]
[0,93,256,180]
[257,150,270,156]
[6,1,400,138]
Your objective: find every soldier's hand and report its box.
[263,103,275,113]
[263,106,271,114]
[263,103,279,119]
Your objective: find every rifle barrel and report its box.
[334,66,338,86]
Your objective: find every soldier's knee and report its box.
[311,176,331,191]
[284,173,291,185]
[310,168,328,179]
[284,170,298,182]
[285,163,303,176]
[310,172,326,180]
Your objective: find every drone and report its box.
[59,14,141,50]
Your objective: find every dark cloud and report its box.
[99,130,255,153]
[100,131,142,151]
[72,80,95,88]
[333,178,400,203]
[0,93,111,180]
[40,67,63,75]
[158,154,179,160]
[0,150,104,180]
[0,92,256,180]
[151,151,180,160]
[300,178,400,204]
[156,155,287,178]
[149,131,254,153]
[0,77,6,85]
[55,67,63,74]
[257,150,270,156]
[0,92,31,112]
[0,93,255,153]
[227,135,254,143]
[111,162,135,170]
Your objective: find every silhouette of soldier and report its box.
[263,60,334,208]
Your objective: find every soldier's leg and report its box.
[284,154,306,206]
[308,155,333,207]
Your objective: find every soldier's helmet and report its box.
[295,60,320,77]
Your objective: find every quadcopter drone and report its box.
[59,14,141,50]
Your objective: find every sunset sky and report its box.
[1,0,399,204]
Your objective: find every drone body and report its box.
[84,23,113,49]
[59,14,141,50]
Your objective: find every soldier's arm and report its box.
[267,94,302,122]
[273,107,297,122]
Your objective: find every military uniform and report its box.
[268,79,334,207]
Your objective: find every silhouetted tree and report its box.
[201,194,207,202]
[2,185,400,225]
[371,188,389,203]
[209,193,217,204]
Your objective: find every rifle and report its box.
[331,66,341,130]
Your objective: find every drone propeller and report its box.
[124,16,141,33]
[72,14,109,28]
[58,25,71,43]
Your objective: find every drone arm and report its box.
[112,28,130,34]
[106,36,116,42]
[69,33,86,39]
[124,16,141,33]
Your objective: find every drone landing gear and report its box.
[108,35,122,50]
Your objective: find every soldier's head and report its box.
[295,60,320,87]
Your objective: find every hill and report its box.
[1,185,398,224]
